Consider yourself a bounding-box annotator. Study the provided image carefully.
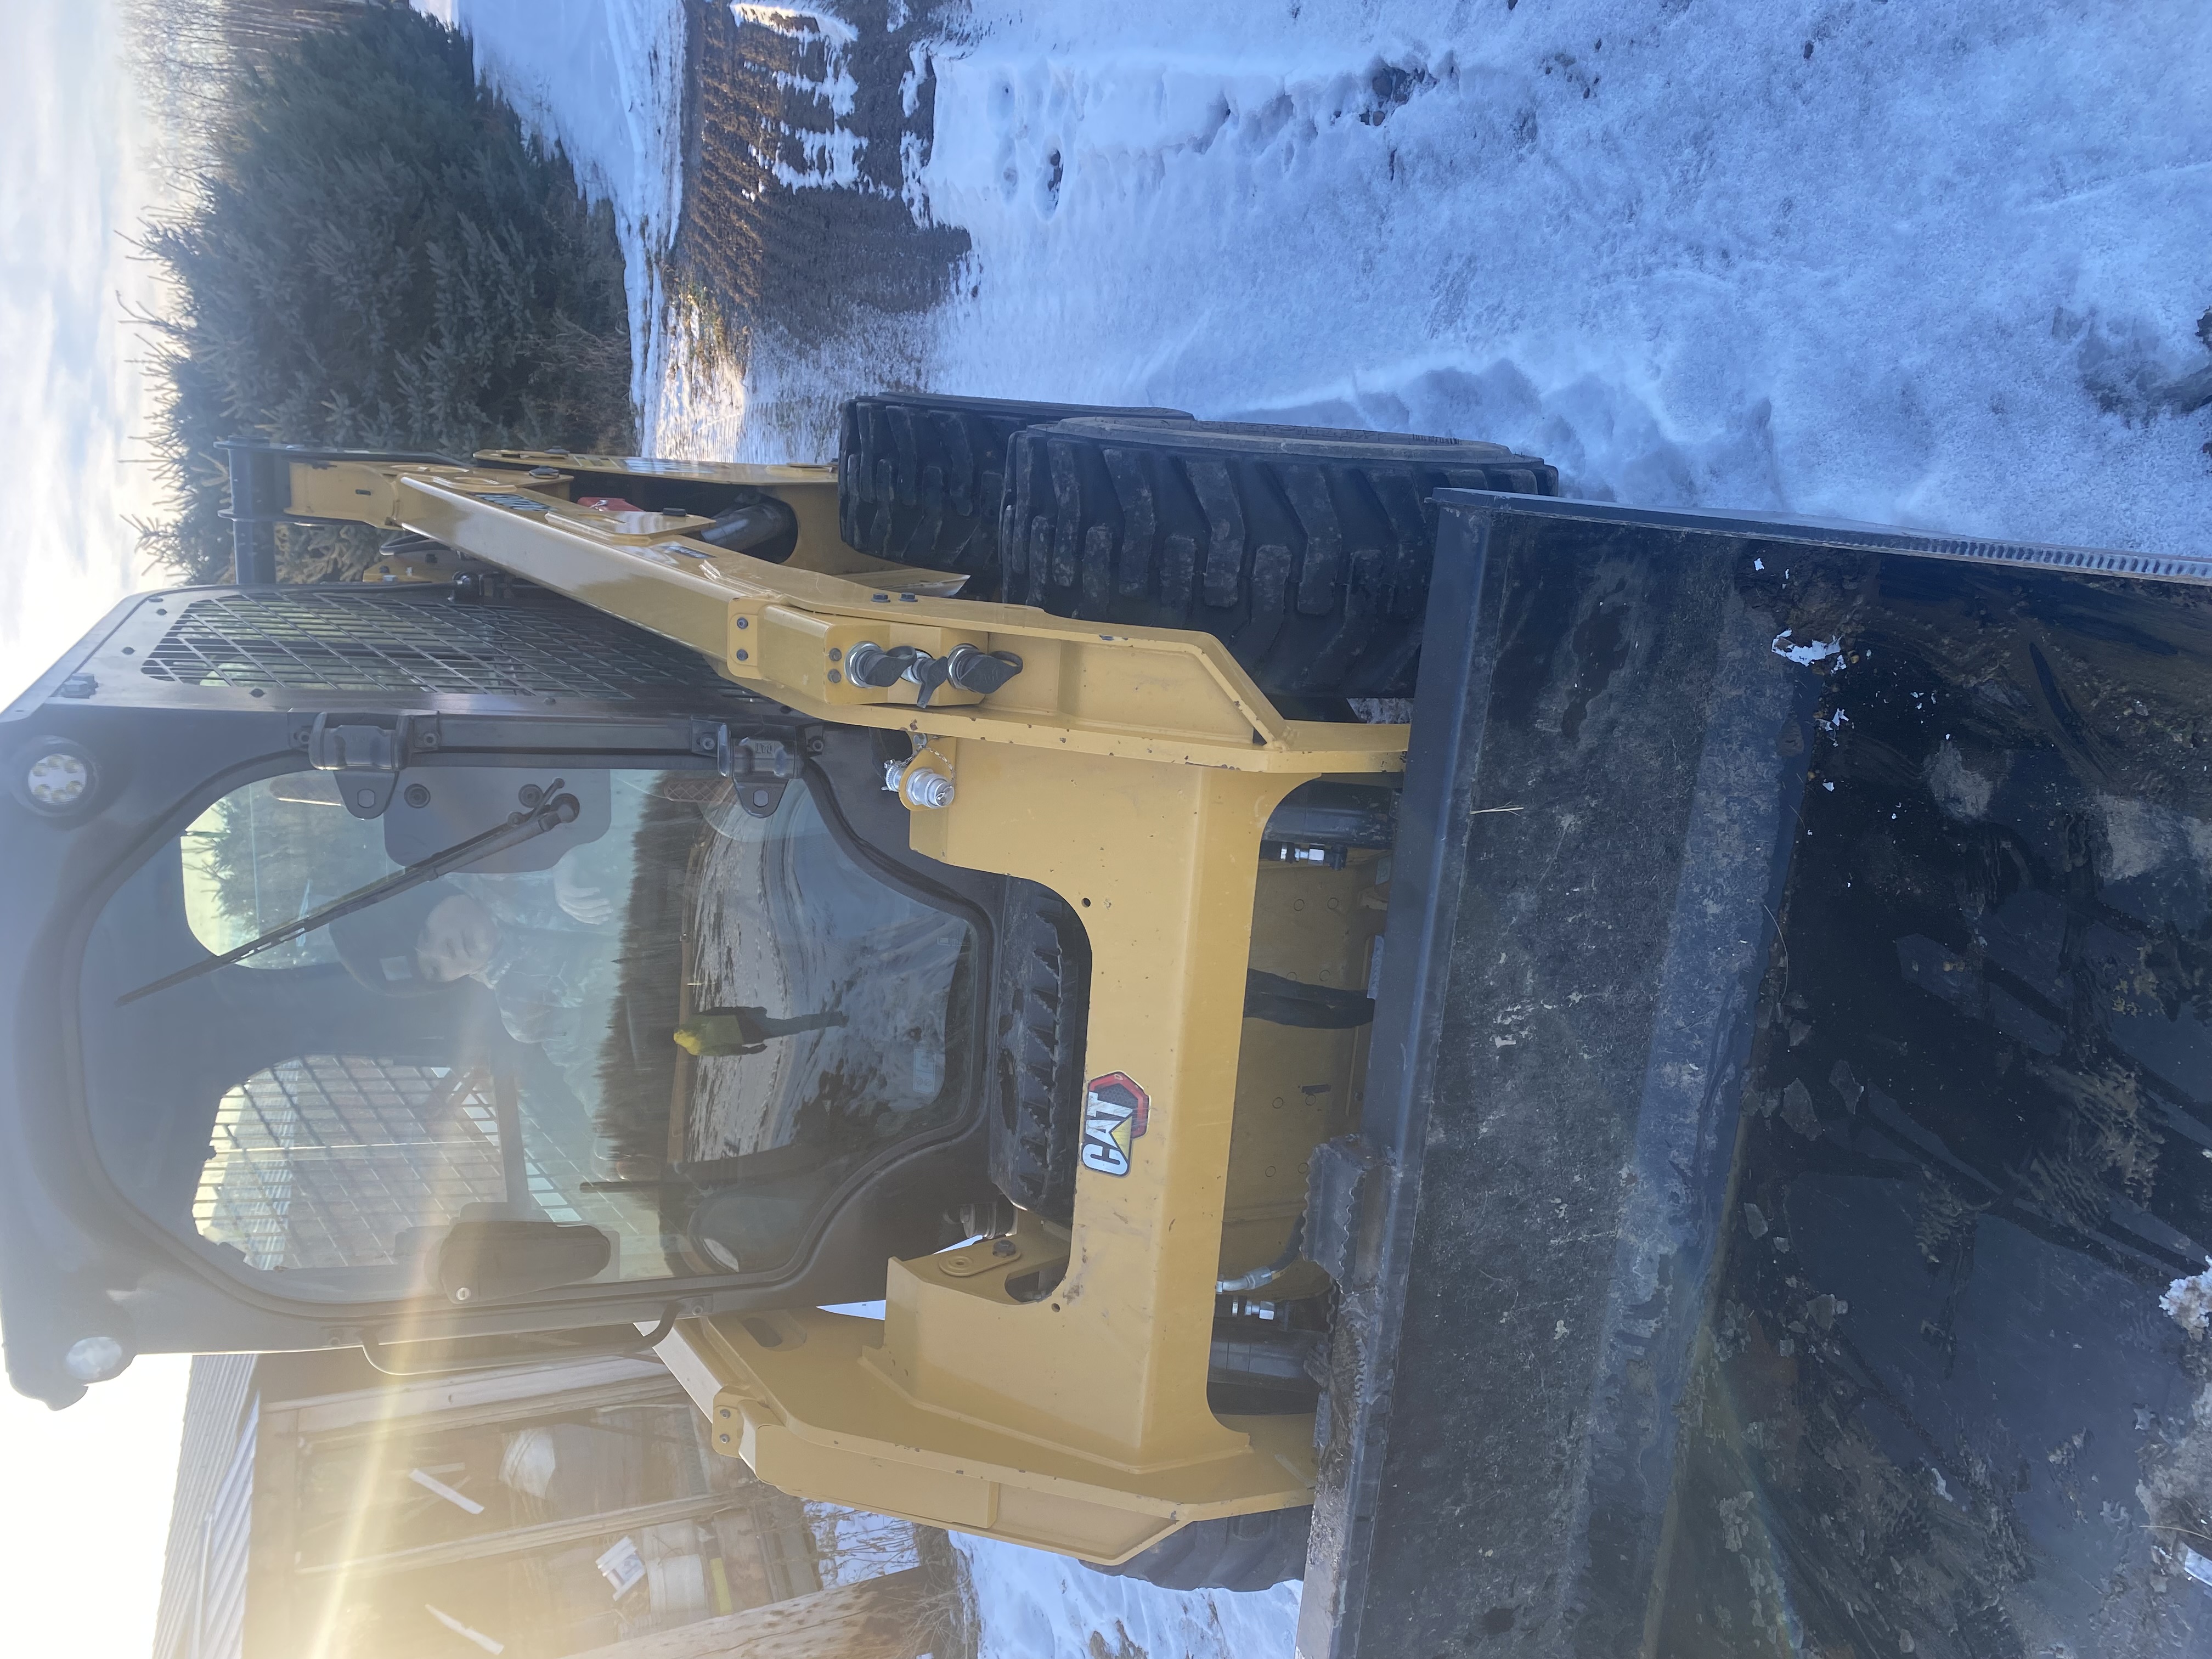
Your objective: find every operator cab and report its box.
[0,583,1000,1404]
[93,757,977,1294]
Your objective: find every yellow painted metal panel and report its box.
[274,450,1406,1560]
[391,472,1406,774]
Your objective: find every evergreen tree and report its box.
[139,4,635,581]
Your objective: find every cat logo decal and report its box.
[1080,1072,1150,1177]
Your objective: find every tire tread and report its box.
[837,394,1190,595]
[1002,419,1559,698]
[986,879,1091,1224]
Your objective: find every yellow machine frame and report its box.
[285,450,1409,1563]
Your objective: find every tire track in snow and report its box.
[918,31,1797,510]
[913,0,2212,556]
[975,50,1451,219]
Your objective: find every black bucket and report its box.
[1308,495,2212,1659]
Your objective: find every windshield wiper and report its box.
[119,788,582,1006]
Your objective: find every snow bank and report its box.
[654,292,754,462]
[916,0,2212,553]
[957,1534,1301,1659]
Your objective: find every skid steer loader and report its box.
[5,394,2212,1657]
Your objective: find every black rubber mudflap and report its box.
[1000,418,1557,699]
[1304,495,2212,1659]
[1087,1505,1312,1593]
[837,393,1189,594]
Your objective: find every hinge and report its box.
[300,712,432,818]
[714,727,799,819]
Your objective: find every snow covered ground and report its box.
[435,1,2212,1651]
[439,0,2212,550]
[823,0,2212,554]
[958,1535,1302,1659]
[434,0,2212,560]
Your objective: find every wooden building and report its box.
[150,1348,960,1659]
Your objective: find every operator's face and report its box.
[416,894,499,981]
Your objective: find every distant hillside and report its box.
[131,1,634,582]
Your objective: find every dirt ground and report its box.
[670,0,969,391]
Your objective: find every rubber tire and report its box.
[838,393,1190,595]
[1086,1508,1313,1593]
[999,417,1559,699]
[987,878,1091,1224]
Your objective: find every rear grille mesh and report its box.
[138,590,713,697]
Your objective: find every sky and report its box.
[0,1355,193,1657]
[0,0,164,709]
[0,2,190,1655]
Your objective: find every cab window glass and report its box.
[180,771,392,968]
[82,766,979,1301]
[193,1056,620,1276]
